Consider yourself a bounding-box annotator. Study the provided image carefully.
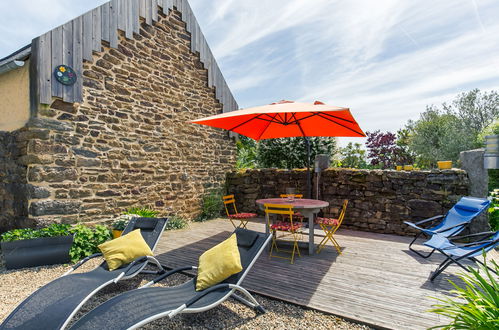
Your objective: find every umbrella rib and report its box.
[319,112,356,124]
[229,114,263,131]
[295,114,307,137]
[257,113,279,140]
[288,112,320,125]
[316,113,365,136]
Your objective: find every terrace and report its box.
[154,218,498,330]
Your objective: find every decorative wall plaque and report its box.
[53,65,77,86]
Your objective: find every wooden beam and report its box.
[110,0,119,48]
[101,3,110,42]
[92,8,102,52]
[62,21,74,102]
[36,33,52,105]
[51,26,63,98]
[72,16,84,103]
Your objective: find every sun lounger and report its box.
[423,230,499,281]
[70,228,271,330]
[404,196,490,258]
[0,217,168,330]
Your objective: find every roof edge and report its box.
[0,44,32,67]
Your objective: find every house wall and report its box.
[226,168,472,236]
[18,9,236,226]
[0,60,31,131]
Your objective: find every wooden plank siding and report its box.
[31,0,238,112]
[153,218,499,330]
[72,16,84,103]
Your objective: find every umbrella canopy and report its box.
[190,100,365,140]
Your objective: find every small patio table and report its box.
[256,198,329,255]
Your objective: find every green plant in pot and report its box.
[0,223,111,269]
[111,218,128,238]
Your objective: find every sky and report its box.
[1,0,499,146]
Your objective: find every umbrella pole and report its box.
[305,137,312,199]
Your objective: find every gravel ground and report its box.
[0,257,370,330]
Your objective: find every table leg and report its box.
[308,215,314,255]
[265,212,270,236]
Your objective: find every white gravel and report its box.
[0,256,370,329]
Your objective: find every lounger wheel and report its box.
[255,305,267,314]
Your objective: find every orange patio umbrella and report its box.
[191,100,365,197]
[191,100,365,140]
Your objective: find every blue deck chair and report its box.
[404,196,490,258]
[423,231,499,281]
[0,217,168,330]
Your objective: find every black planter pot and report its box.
[1,235,73,270]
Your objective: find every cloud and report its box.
[1,0,498,149]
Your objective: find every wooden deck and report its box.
[154,218,496,330]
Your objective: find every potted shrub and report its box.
[111,218,128,238]
[0,224,74,270]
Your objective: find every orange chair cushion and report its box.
[271,221,303,231]
[316,217,339,226]
[228,213,257,219]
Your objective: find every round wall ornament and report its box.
[53,65,77,86]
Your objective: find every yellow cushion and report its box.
[98,229,153,271]
[196,233,243,291]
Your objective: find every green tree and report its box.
[235,136,257,169]
[406,106,475,168]
[337,142,368,168]
[257,137,337,169]
[405,89,499,168]
[444,89,499,143]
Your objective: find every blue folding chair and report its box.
[404,196,490,258]
[424,231,499,281]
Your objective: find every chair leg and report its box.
[228,218,238,229]
[430,257,454,281]
[408,232,435,258]
[231,286,266,314]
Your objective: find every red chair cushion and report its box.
[315,217,339,226]
[228,213,257,219]
[270,221,303,231]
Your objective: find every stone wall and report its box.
[5,9,236,228]
[226,168,471,236]
[0,131,29,231]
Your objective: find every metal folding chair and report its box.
[264,203,303,264]
[223,194,257,229]
[315,200,348,254]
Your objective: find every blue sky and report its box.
[1,0,498,146]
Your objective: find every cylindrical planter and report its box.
[112,229,123,239]
[1,235,74,270]
[437,161,452,169]
[484,135,499,169]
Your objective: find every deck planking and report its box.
[154,218,498,330]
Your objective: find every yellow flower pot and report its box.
[112,229,123,239]
[403,165,413,171]
[437,161,452,169]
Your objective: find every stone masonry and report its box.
[226,168,472,236]
[1,9,236,230]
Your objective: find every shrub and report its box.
[0,223,112,264]
[429,256,499,329]
[0,223,72,242]
[69,224,111,263]
[195,190,223,222]
[165,215,188,231]
[124,207,159,218]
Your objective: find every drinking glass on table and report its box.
[286,187,295,202]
